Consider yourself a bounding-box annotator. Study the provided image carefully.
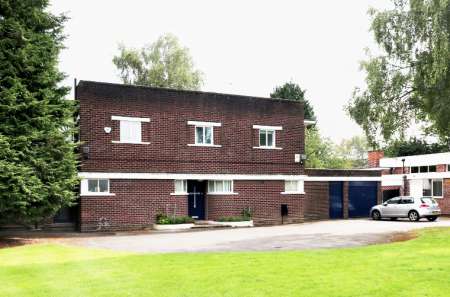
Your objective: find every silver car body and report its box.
[371,196,441,220]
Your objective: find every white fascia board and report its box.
[381,172,450,183]
[187,121,221,127]
[380,152,450,167]
[252,125,283,131]
[303,120,316,126]
[111,116,150,122]
[305,176,382,182]
[381,175,404,186]
[79,172,307,181]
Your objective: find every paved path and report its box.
[63,218,450,253]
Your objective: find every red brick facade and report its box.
[74,81,383,232]
[77,81,305,175]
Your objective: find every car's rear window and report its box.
[421,197,437,204]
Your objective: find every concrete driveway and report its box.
[63,218,450,253]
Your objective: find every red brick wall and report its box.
[304,181,329,220]
[438,179,450,215]
[207,180,304,225]
[80,180,187,232]
[77,81,305,175]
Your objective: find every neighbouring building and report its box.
[369,151,450,215]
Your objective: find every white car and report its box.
[370,196,441,222]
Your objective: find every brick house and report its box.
[74,80,381,232]
[369,151,450,215]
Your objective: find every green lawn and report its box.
[1,228,449,297]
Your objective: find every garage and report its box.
[329,181,344,219]
[348,181,378,218]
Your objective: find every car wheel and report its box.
[408,210,420,222]
[390,217,397,221]
[426,216,438,222]
[371,210,381,220]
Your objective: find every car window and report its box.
[387,197,401,204]
[421,197,437,204]
[401,198,414,204]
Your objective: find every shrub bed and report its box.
[156,214,195,225]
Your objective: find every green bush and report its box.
[217,216,251,222]
[155,214,194,225]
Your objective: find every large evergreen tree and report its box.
[0,0,78,227]
[270,82,316,120]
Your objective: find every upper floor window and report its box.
[410,165,437,174]
[447,164,450,172]
[252,125,282,150]
[187,121,222,147]
[111,116,150,144]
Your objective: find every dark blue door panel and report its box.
[348,181,378,218]
[329,181,343,219]
[188,181,206,220]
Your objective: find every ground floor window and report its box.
[208,180,233,194]
[423,179,443,198]
[283,180,304,194]
[173,180,187,194]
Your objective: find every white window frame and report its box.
[187,121,222,147]
[252,125,282,150]
[171,180,188,195]
[281,180,305,194]
[80,179,115,196]
[431,179,443,198]
[207,180,237,195]
[111,116,150,144]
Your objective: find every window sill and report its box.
[187,144,222,148]
[170,192,188,196]
[281,191,305,195]
[112,141,150,145]
[253,146,282,150]
[80,193,116,196]
[207,192,239,195]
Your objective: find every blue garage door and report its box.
[329,182,344,219]
[348,181,378,218]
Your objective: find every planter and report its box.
[211,220,253,228]
[153,223,194,231]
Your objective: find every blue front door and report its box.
[188,181,206,220]
[329,181,344,219]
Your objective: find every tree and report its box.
[336,136,370,168]
[270,82,316,120]
[346,0,450,148]
[384,137,447,157]
[305,128,352,169]
[0,0,78,228]
[113,33,203,90]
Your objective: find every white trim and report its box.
[304,120,316,126]
[207,192,239,195]
[187,120,221,127]
[80,193,116,197]
[112,140,150,145]
[252,125,282,131]
[253,146,282,150]
[281,191,305,195]
[305,176,382,182]
[383,172,450,180]
[170,192,188,196]
[380,152,450,167]
[187,143,222,148]
[111,116,150,122]
[79,172,307,181]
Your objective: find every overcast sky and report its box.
[49,0,392,143]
